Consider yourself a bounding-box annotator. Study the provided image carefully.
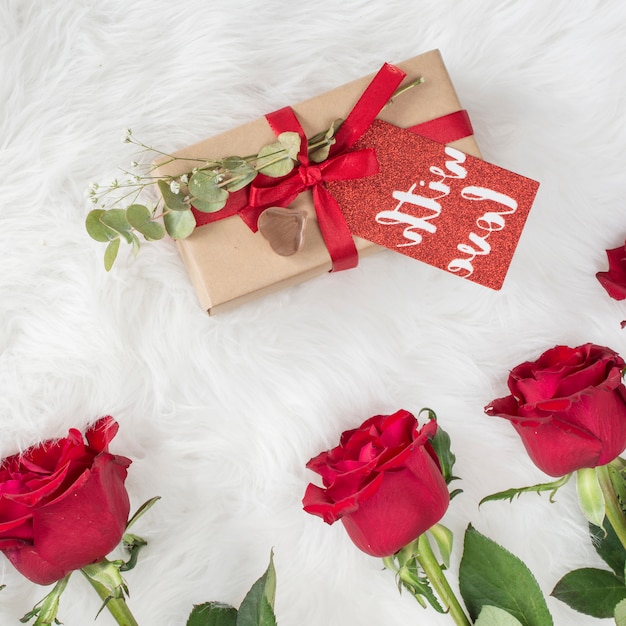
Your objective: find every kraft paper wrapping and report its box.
[154,49,481,314]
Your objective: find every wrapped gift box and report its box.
[155,49,481,314]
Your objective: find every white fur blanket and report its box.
[1,1,626,624]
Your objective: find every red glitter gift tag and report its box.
[327,120,539,289]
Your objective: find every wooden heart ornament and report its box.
[258,207,307,256]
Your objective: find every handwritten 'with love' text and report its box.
[328,120,539,290]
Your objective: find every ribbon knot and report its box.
[300,165,323,187]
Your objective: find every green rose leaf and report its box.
[188,170,229,211]
[551,567,626,618]
[163,208,196,240]
[104,238,120,271]
[459,525,553,626]
[590,520,626,582]
[99,209,133,244]
[236,552,277,626]
[615,598,626,625]
[158,179,190,211]
[126,204,165,241]
[186,602,238,626]
[475,605,525,626]
[256,142,295,178]
[86,209,118,242]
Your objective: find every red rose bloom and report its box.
[596,240,626,300]
[0,417,131,585]
[485,344,626,477]
[302,409,449,557]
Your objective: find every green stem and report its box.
[597,462,626,552]
[416,534,472,626]
[81,571,138,626]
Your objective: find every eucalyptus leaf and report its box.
[615,598,626,625]
[86,209,117,242]
[590,520,626,581]
[104,238,120,271]
[577,468,606,529]
[236,552,277,626]
[158,178,190,211]
[475,606,525,626]
[126,204,165,241]
[189,170,229,206]
[100,209,133,244]
[256,142,295,178]
[191,196,228,214]
[459,525,553,626]
[552,567,626,618]
[163,208,196,239]
[223,164,257,192]
[277,131,301,160]
[309,143,332,163]
[186,602,238,626]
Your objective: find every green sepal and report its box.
[86,209,118,242]
[428,523,453,569]
[459,525,553,626]
[479,474,571,507]
[577,467,606,529]
[590,519,626,582]
[104,237,120,271]
[186,601,238,626]
[420,408,459,489]
[475,606,525,626]
[608,459,626,513]
[20,575,70,625]
[163,208,196,239]
[126,204,165,241]
[236,551,277,626]
[382,541,445,614]
[551,567,626,618]
[158,178,191,211]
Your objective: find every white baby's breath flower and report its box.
[180,174,188,184]
[169,180,181,195]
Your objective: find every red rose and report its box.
[0,417,131,585]
[485,344,626,477]
[596,240,626,300]
[302,409,450,557]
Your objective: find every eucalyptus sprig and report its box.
[85,77,425,270]
[85,127,318,270]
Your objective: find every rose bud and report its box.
[596,240,626,300]
[485,343,626,477]
[302,409,450,557]
[0,416,131,585]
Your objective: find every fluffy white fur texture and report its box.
[1,1,626,624]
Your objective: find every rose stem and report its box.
[596,462,626,551]
[81,573,139,626]
[416,533,472,626]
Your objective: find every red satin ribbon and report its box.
[243,64,406,271]
[190,66,475,272]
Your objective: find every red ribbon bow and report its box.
[190,64,474,272]
[241,63,407,271]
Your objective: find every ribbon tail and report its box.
[313,185,358,272]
